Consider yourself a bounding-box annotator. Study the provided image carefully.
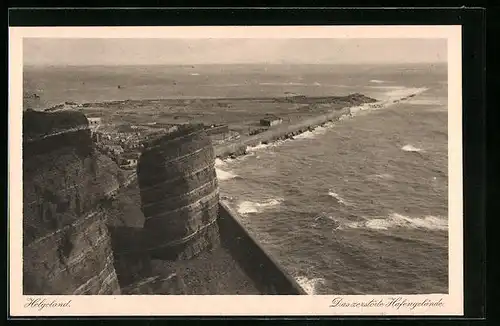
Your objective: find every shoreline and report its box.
[63,88,426,188]
[105,88,426,186]
[213,89,426,161]
[37,92,376,111]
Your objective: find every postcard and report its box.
[9,25,462,316]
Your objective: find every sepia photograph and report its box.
[9,25,463,316]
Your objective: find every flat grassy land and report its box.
[79,94,376,138]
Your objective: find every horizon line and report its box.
[24,61,448,67]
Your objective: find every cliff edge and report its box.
[106,124,260,294]
[23,110,121,295]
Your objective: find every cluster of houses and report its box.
[91,121,184,171]
[83,115,141,170]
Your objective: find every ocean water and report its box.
[214,65,449,295]
[24,63,448,295]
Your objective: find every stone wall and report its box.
[218,201,306,295]
[214,107,351,159]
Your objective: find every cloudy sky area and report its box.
[24,38,447,66]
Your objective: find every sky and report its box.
[23,38,447,66]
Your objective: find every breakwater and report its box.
[214,107,351,159]
[213,89,427,160]
[22,92,422,295]
[218,201,307,295]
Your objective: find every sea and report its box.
[24,63,449,295]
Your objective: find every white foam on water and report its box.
[370,79,387,84]
[215,168,238,181]
[246,143,272,151]
[401,144,423,152]
[295,276,325,295]
[328,190,350,206]
[344,213,448,231]
[216,152,256,167]
[214,158,226,167]
[246,140,289,153]
[294,125,330,140]
[245,144,267,153]
[294,131,316,140]
[365,218,397,230]
[190,73,200,76]
[391,213,448,231]
[237,198,284,215]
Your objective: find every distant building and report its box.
[120,152,140,170]
[87,117,102,137]
[260,115,283,127]
[88,117,101,128]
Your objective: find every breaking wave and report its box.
[237,198,284,215]
[246,143,274,152]
[294,125,330,140]
[214,158,226,167]
[295,276,325,295]
[370,79,387,84]
[401,144,423,152]
[327,190,350,206]
[245,140,289,153]
[344,213,448,231]
[215,168,238,181]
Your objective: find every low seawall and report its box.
[218,201,306,295]
[214,107,350,159]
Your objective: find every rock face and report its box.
[137,124,220,260]
[23,110,121,295]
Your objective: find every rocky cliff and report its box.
[107,124,261,294]
[22,112,301,295]
[23,110,121,295]
[138,124,220,260]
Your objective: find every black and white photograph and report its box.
[10,25,463,316]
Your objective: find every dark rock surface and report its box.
[22,112,300,295]
[138,124,221,261]
[107,174,261,295]
[23,110,121,295]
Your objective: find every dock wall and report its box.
[217,201,307,295]
[214,107,350,159]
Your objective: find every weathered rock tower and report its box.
[22,110,121,295]
[137,124,221,260]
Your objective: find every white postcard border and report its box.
[9,25,463,316]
